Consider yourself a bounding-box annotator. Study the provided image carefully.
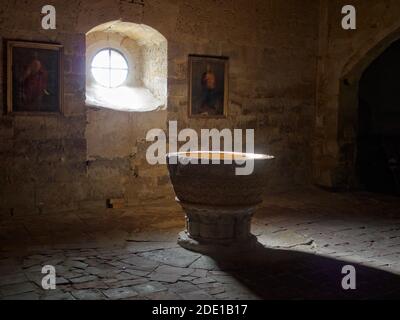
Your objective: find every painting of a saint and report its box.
[7,41,63,113]
[188,55,228,118]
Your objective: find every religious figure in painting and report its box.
[189,55,228,118]
[19,52,50,108]
[200,64,218,114]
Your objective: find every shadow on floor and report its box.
[207,243,400,300]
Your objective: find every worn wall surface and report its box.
[142,42,167,102]
[0,0,319,216]
[315,0,400,188]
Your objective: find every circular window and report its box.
[91,49,128,88]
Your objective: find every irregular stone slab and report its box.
[258,230,314,249]
[56,277,70,285]
[189,256,219,270]
[56,270,83,280]
[208,287,225,295]
[114,278,148,288]
[73,280,108,290]
[131,281,166,295]
[148,273,180,283]
[85,259,102,267]
[192,277,216,285]
[190,269,208,278]
[120,255,159,271]
[168,281,199,294]
[86,266,113,278]
[198,282,224,289]
[69,257,88,261]
[150,265,194,283]
[0,282,36,297]
[114,272,139,281]
[3,292,40,300]
[106,261,130,269]
[0,273,27,286]
[70,275,98,284]
[102,287,138,300]
[72,289,106,300]
[124,268,150,277]
[180,276,196,282]
[144,290,181,300]
[125,241,178,253]
[46,259,65,266]
[208,270,230,276]
[41,292,75,300]
[180,289,214,300]
[64,260,89,270]
[157,264,194,275]
[139,248,201,268]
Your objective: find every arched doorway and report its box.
[336,29,400,193]
[356,40,400,195]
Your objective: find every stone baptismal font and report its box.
[167,151,274,253]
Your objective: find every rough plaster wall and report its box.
[315,0,400,188]
[0,0,319,216]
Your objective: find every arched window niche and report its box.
[86,21,167,112]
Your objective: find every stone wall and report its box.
[85,24,169,207]
[167,0,319,191]
[0,0,319,216]
[85,108,171,207]
[142,42,168,103]
[0,1,87,216]
[315,0,400,188]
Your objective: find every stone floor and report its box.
[1,187,400,300]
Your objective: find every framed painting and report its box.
[188,55,229,118]
[7,40,64,114]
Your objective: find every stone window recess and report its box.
[86,21,167,112]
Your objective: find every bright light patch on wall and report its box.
[88,48,163,112]
[91,49,128,88]
[86,85,163,112]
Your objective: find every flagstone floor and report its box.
[1,188,400,300]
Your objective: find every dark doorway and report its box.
[356,40,400,195]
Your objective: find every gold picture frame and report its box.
[188,55,229,119]
[7,40,64,115]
